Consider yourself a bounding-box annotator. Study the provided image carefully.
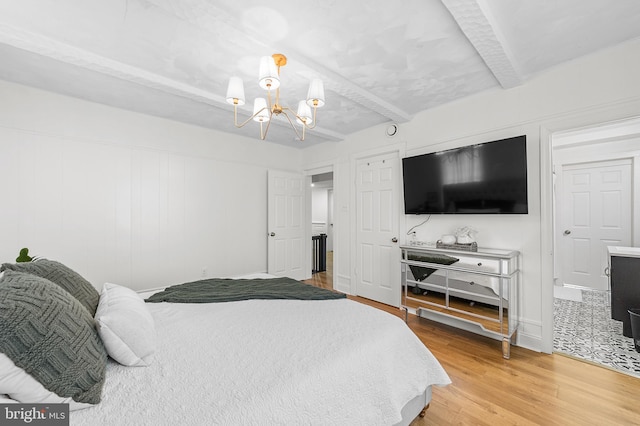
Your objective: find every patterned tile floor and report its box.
[554,289,640,378]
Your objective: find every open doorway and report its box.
[551,117,640,377]
[307,172,334,290]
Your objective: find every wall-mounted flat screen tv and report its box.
[402,135,528,214]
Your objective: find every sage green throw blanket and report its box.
[145,277,346,304]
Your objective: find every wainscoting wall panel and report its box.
[0,80,300,291]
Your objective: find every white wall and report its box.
[311,187,329,226]
[0,80,301,291]
[302,38,640,352]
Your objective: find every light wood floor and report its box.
[304,251,334,290]
[304,253,640,426]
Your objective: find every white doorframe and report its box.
[305,161,338,286]
[541,114,640,353]
[327,188,334,251]
[540,126,555,354]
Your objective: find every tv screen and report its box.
[402,135,528,214]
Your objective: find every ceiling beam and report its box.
[0,23,227,108]
[441,0,523,89]
[0,22,344,142]
[280,48,413,124]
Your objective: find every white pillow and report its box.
[0,393,19,404]
[0,354,92,410]
[95,283,156,367]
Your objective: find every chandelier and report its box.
[225,54,325,141]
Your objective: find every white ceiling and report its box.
[1,0,639,148]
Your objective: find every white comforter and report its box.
[71,298,450,426]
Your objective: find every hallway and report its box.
[304,251,333,290]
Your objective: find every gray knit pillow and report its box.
[0,270,107,406]
[0,259,99,315]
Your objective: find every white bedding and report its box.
[71,297,450,425]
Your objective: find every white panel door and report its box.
[356,154,401,306]
[560,159,632,290]
[268,170,306,280]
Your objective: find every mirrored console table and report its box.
[400,244,520,359]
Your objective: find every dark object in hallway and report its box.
[629,309,640,352]
[312,233,327,273]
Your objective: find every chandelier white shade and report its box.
[252,98,270,122]
[226,53,325,141]
[225,77,245,106]
[258,56,280,90]
[306,79,325,107]
[296,101,313,125]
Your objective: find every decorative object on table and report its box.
[16,248,34,262]
[455,226,478,244]
[436,227,478,251]
[436,240,478,252]
[440,234,456,245]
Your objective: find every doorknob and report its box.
[269,232,276,237]
[563,230,571,235]
[391,237,398,243]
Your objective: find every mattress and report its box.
[70,284,451,425]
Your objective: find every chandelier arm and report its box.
[310,105,318,129]
[260,110,274,140]
[281,106,318,130]
[233,104,269,128]
[259,121,266,140]
[280,109,305,141]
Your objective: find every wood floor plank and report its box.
[304,257,640,425]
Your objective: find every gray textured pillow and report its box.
[0,259,99,315]
[0,270,107,406]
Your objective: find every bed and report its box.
[0,261,451,425]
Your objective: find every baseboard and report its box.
[335,273,352,294]
[516,332,543,353]
[517,317,544,353]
